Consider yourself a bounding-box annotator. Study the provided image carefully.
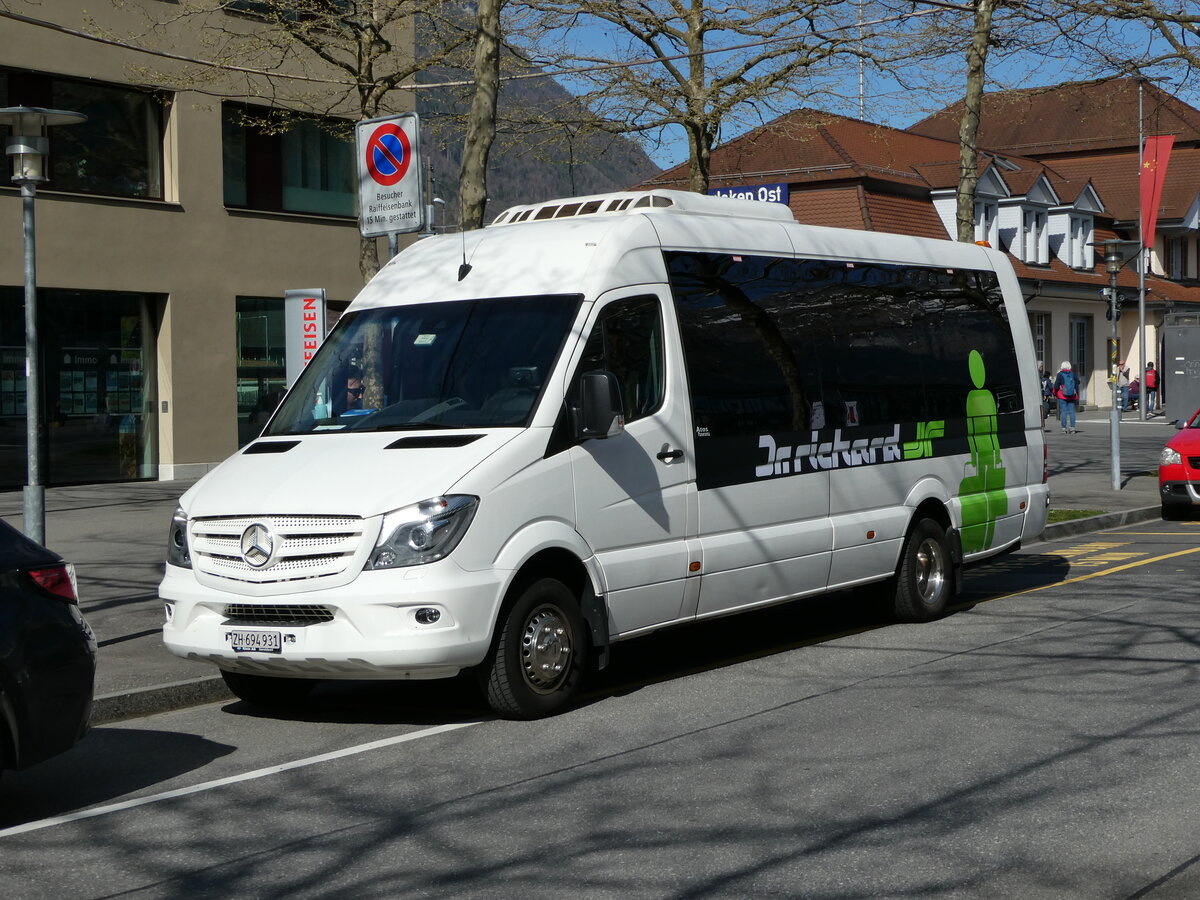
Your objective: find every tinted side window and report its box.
[666,250,1023,489]
[664,253,819,437]
[575,297,664,424]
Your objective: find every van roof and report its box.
[489,189,796,227]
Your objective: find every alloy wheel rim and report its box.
[915,537,946,604]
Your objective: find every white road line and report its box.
[0,720,479,839]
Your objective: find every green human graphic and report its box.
[959,350,1008,553]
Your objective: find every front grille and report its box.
[191,514,366,585]
[1187,456,1200,469]
[223,604,335,626]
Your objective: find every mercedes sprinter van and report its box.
[161,190,1049,718]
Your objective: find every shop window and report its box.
[223,104,354,217]
[0,68,164,200]
[0,288,158,487]
[236,297,288,446]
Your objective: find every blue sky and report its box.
[534,8,1200,172]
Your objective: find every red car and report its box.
[1159,410,1200,519]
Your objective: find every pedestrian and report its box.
[1145,362,1159,412]
[1117,362,1130,411]
[1039,363,1053,430]
[1130,377,1141,410]
[1053,360,1079,433]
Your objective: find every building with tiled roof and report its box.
[641,92,1200,412]
[910,77,1200,412]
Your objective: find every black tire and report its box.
[1162,504,1187,521]
[221,670,318,708]
[482,577,588,719]
[893,519,953,622]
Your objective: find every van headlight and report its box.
[367,496,478,569]
[166,505,191,569]
[1161,447,1182,466]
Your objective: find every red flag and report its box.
[1140,134,1175,248]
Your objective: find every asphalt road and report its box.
[2,519,1199,899]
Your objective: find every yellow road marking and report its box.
[1054,542,1127,557]
[994,546,1200,600]
[1109,531,1200,535]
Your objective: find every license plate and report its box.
[227,629,282,653]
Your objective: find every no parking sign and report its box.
[355,112,424,237]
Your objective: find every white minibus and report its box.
[161,190,1049,718]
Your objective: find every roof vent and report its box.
[488,189,794,227]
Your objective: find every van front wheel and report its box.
[893,519,952,622]
[483,577,587,719]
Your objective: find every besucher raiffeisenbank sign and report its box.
[355,112,424,237]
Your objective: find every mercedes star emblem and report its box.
[240,522,277,568]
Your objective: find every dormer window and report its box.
[1067,215,1093,269]
[1020,208,1049,264]
[975,199,998,246]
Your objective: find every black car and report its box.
[0,518,96,776]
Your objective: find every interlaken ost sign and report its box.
[355,112,424,238]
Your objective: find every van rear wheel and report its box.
[893,519,952,622]
[482,577,587,719]
[221,670,318,708]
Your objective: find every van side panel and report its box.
[663,244,1033,614]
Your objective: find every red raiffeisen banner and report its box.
[284,289,327,387]
[355,112,424,237]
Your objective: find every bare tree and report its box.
[903,0,1179,242]
[459,0,503,230]
[956,0,998,243]
[521,0,874,193]
[115,0,469,278]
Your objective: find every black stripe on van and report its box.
[385,435,484,449]
[243,441,301,454]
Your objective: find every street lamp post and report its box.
[1104,246,1123,491]
[0,107,86,545]
[1094,239,1141,492]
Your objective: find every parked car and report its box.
[0,518,96,776]
[1159,409,1200,519]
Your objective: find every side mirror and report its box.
[1176,419,1186,430]
[578,371,624,439]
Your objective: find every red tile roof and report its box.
[635,103,1200,307]
[908,77,1200,158]
[645,110,960,190]
[1048,147,1200,223]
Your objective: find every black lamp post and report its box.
[0,106,86,545]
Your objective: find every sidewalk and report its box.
[0,412,1177,725]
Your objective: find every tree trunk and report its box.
[460,0,502,230]
[956,0,998,243]
[359,235,380,283]
[686,123,713,194]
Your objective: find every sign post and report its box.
[355,113,424,241]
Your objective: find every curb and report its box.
[1034,505,1162,544]
[92,675,232,726]
[88,506,1166,726]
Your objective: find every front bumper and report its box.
[160,560,507,680]
[1160,480,1200,507]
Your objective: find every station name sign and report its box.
[707,182,789,204]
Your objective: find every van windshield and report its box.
[265,295,582,435]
